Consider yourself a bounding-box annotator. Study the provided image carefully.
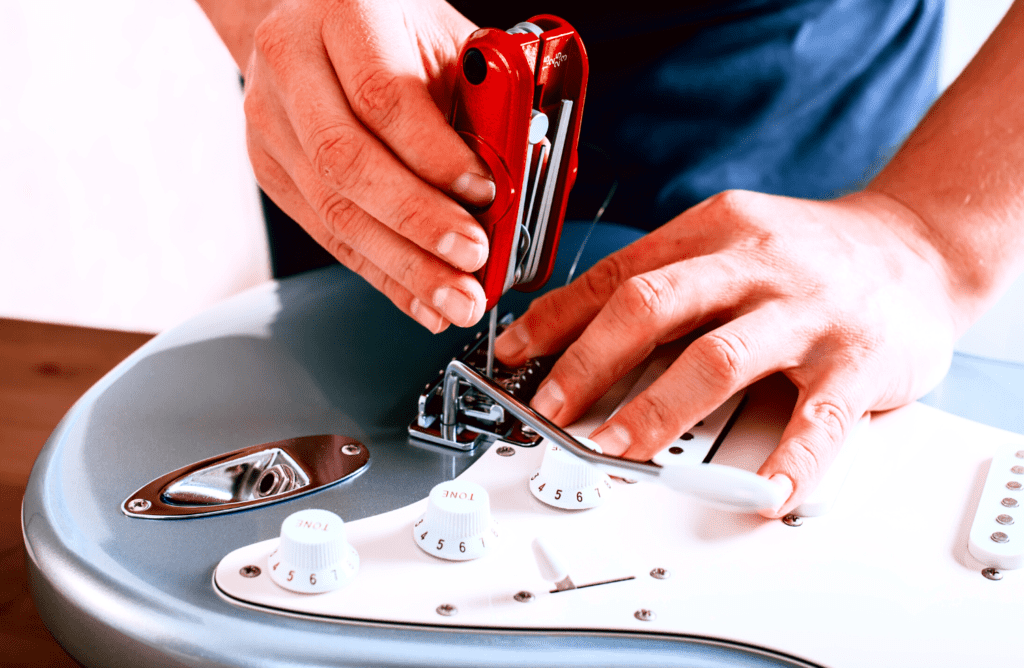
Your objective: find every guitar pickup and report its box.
[409,314,555,451]
[450,15,588,310]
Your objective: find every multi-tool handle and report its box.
[450,15,588,311]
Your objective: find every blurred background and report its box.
[0,0,1019,359]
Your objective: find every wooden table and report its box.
[0,318,153,667]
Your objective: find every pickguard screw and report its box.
[634,609,656,622]
[991,531,1010,543]
[650,567,671,580]
[1016,450,1024,459]
[782,514,803,527]
[1012,466,1024,475]
[436,604,457,616]
[982,567,1003,581]
[341,444,361,455]
[513,591,535,603]
[496,445,516,457]
[127,499,151,512]
[997,514,1015,525]
[1002,498,1019,508]
[240,565,261,578]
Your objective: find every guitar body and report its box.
[23,223,1024,668]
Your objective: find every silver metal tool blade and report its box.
[486,307,498,378]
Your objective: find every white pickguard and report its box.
[215,359,1023,668]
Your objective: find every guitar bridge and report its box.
[408,314,554,451]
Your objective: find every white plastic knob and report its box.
[529,439,612,510]
[268,508,359,593]
[413,480,499,561]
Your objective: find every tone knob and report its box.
[268,508,359,593]
[413,480,499,561]
[529,438,612,509]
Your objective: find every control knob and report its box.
[530,438,612,509]
[413,480,499,561]
[268,508,359,593]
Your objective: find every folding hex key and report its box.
[449,15,588,311]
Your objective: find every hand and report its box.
[215,0,495,332]
[495,189,962,517]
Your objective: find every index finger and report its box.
[324,4,495,205]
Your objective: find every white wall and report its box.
[0,0,1018,349]
[0,1,268,333]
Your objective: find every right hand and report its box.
[241,0,494,332]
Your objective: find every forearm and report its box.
[196,0,281,70]
[869,0,1024,333]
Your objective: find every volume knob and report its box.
[269,508,359,593]
[413,480,499,561]
[529,439,612,509]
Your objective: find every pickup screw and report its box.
[982,567,1003,581]
[127,499,151,512]
[240,565,261,578]
[496,445,515,457]
[650,567,671,580]
[514,591,535,603]
[436,604,457,617]
[782,514,803,527]
[634,609,656,622]
[341,444,361,455]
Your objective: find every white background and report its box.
[0,0,1019,361]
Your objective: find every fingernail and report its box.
[432,286,477,327]
[762,473,794,517]
[452,172,496,207]
[410,298,447,334]
[589,423,631,456]
[531,379,565,419]
[438,232,487,272]
[495,321,529,359]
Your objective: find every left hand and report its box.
[494,189,962,517]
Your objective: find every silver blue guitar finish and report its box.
[22,222,1024,668]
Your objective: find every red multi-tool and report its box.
[450,15,588,311]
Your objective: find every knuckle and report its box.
[347,64,406,132]
[704,189,753,218]
[252,13,292,67]
[581,254,629,303]
[388,193,430,239]
[805,396,853,447]
[558,344,601,386]
[614,272,674,325]
[628,391,682,443]
[687,330,753,391]
[310,123,368,192]
[319,192,360,234]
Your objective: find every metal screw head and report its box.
[634,609,656,622]
[1007,481,1022,491]
[650,567,671,580]
[513,591,535,603]
[982,567,1003,581]
[991,531,1010,544]
[1016,450,1024,459]
[436,604,457,617]
[1012,466,1024,475]
[782,514,803,527]
[997,514,1015,525]
[127,499,151,512]
[1002,497,1019,508]
[341,444,361,456]
[496,445,516,457]
[240,565,261,578]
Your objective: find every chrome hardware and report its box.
[513,591,535,603]
[122,435,370,519]
[997,514,1015,526]
[496,446,516,457]
[991,532,1010,543]
[1002,498,1019,508]
[782,514,803,527]
[240,565,261,578]
[634,609,656,622]
[982,567,1003,581]
[650,568,671,580]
